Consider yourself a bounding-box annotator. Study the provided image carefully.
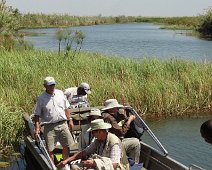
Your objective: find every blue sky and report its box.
[6,0,212,17]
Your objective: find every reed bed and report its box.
[0,102,24,159]
[0,49,212,152]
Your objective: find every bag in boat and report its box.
[124,121,144,140]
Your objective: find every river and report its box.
[143,116,212,170]
[22,23,212,170]
[23,23,212,61]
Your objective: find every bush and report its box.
[197,8,212,37]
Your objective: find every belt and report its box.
[45,120,66,126]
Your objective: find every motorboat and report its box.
[23,106,204,170]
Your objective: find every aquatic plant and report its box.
[0,102,24,157]
[55,28,85,58]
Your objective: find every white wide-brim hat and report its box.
[101,99,124,111]
[87,119,111,132]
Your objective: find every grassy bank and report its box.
[19,14,199,30]
[0,49,212,154]
[1,50,212,114]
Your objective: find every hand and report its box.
[34,129,40,138]
[58,160,67,168]
[82,159,96,168]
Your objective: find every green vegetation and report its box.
[197,8,212,38]
[0,0,212,160]
[55,28,85,58]
[19,13,199,30]
[159,16,200,30]
[1,50,211,116]
[0,49,212,155]
[0,0,33,51]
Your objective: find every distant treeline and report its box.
[18,13,199,30]
[0,0,212,51]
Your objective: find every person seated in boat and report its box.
[78,108,103,150]
[59,119,129,170]
[200,119,212,145]
[33,76,74,163]
[64,82,91,109]
[101,99,141,164]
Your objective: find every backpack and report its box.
[124,120,144,140]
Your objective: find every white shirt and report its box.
[33,89,70,124]
[64,87,89,109]
[64,87,78,102]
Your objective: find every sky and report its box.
[6,0,212,17]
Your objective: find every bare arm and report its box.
[65,108,74,129]
[34,115,40,138]
[126,115,136,127]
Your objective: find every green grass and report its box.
[0,49,212,153]
[0,50,212,114]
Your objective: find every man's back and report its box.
[64,87,89,109]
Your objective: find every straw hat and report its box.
[101,99,124,111]
[87,119,111,132]
[87,108,102,118]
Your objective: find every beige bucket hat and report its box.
[101,99,124,111]
[87,119,111,132]
[87,108,102,118]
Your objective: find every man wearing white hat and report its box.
[101,99,141,164]
[34,76,74,164]
[64,82,91,109]
[60,119,129,170]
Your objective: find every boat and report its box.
[23,106,204,170]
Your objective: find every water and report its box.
[143,116,212,170]
[23,23,212,61]
[22,23,212,169]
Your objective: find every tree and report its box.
[55,28,66,55]
[55,28,85,59]
[197,8,212,37]
[0,0,20,50]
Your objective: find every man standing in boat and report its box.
[101,99,141,164]
[64,82,91,109]
[33,76,74,163]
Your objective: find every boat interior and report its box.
[23,106,203,170]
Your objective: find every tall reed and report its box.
[0,49,212,152]
[0,50,211,115]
